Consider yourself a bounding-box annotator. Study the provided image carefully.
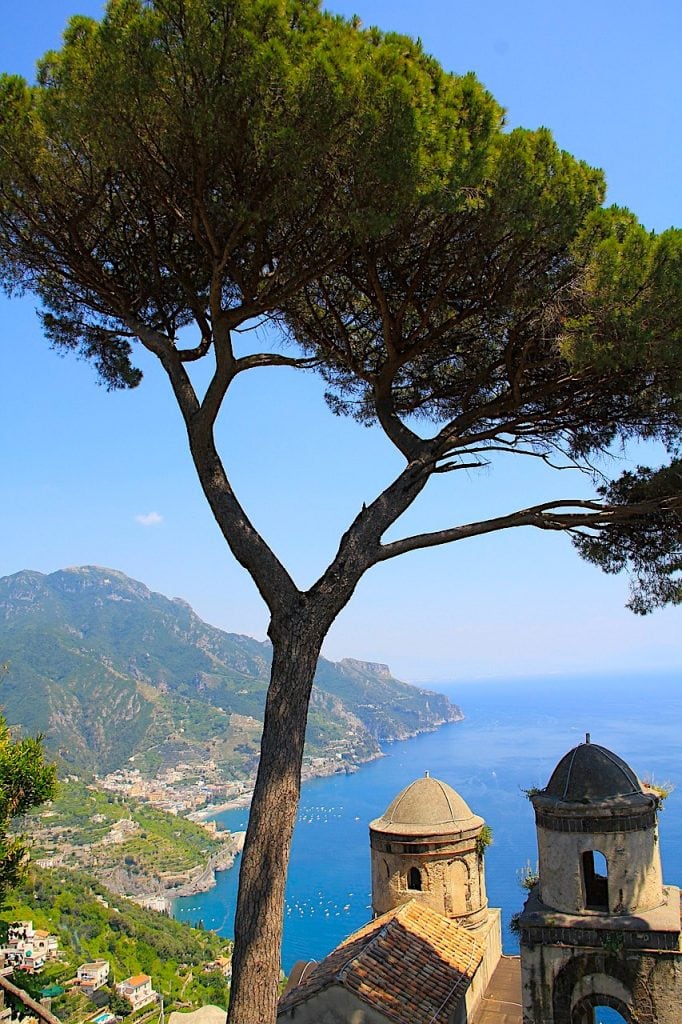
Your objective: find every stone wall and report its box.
[370,829,488,928]
[536,823,664,916]
[521,938,682,1023]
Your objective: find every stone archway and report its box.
[582,850,609,912]
[407,866,422,891]
[572,993,631,1023]
[447,858,469,917]
[553,958,635,1024]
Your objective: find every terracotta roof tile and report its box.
[278,900,485,1024]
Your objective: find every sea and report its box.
[172,670,682,982]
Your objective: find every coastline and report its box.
[126,713,465,910]
[189,755,379,820]
[171,672,682,970]
[190,711,463,822]
[110,833,247,914]
[165,834,247,896]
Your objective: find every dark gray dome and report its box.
[544,740,643,803]
[370,773,484,836]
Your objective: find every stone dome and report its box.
[370,772,484,836]
[544,738,643,803]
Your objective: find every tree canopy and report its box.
[1,2,680,1020]
[0,0,500,386]
[0,668,57,902]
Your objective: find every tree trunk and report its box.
[226,611,325,1024]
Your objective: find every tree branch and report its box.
[185,419,300,619]
[133,323,300,618]
[177,335,213,362]
[306,447,437,618]
[373,383,424,460]
[195,321,237,430]
[234,353,322,373]
[437,441,595,474]
[375,497,677,562]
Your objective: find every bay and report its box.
[172,670,682,973]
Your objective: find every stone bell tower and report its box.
[369,771,500,951]
[519,736,682,1023]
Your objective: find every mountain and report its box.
[0,567,461,777]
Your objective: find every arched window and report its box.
[572,997,630,1023]
[407,866,422,891]
[593,1008,628,1023]
[583,850,609,911]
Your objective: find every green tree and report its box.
[0,3,679,1021]
[0,671,57,901]
[107,990,132,1018]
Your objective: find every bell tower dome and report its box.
[531,735,663,915]
[369,771,490,930]
[519,736,682,1024]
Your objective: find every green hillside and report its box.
[0,567,461,778]
[0,866,231,1020]
[25,780,234,890]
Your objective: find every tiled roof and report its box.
[124,974,151,987]
[278,900,485,1024]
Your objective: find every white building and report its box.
[77,960,110,992]
[116,974,157,1011]
[3,922,58,974]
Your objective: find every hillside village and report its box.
[0,920,161,1019]
[0,869,236,1024]
[0,922,181,1007]
[98,746,359,821]
[97,767,250,819]
[24,783,243,914]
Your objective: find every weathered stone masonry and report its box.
[519,738,682,1024]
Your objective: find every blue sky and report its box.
[1,0,680,682]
